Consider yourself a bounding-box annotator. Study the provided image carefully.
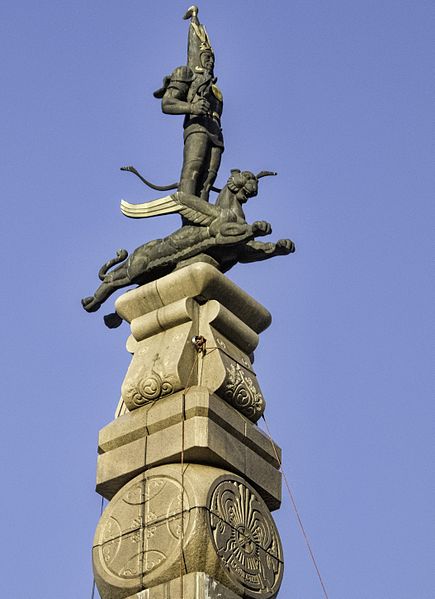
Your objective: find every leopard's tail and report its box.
[98,249,128,281]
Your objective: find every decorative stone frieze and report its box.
[92,464,283,599]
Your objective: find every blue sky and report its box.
[1,1,433,597]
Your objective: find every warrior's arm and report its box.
[162,86,209,116]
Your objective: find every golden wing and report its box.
[120,194,180,218]
[120,192,220,225]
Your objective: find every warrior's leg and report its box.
[178,133,209,197]
[200,145,222,202]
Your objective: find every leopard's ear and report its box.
[230,168,241,175]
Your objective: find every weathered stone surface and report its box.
[96,387,281,510]
[93,464,283,599]
[124,572,241,599]
[115,263,271,333]
[99,387,280,464]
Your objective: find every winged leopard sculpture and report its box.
[81,168,295,317]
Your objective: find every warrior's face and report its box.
[200,51,214,73]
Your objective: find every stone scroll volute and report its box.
[198,300,266,422]
[121,298,198,411]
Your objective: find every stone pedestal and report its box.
[92,264,284,599]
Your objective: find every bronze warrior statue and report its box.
[154,5,223,203]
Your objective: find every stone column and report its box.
[92,262,284,599]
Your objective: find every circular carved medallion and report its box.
[208,476,283,598]
[94,473,189,587]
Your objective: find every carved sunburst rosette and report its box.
[208,475,283,599]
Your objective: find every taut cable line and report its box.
[262,414,330,599]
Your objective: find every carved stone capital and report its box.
[115,265,271,422]
[115,263,271,334]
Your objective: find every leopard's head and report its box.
[226,169,258,204]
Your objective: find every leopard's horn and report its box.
[256,171,277,179]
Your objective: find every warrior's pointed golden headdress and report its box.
[183,5,214,72]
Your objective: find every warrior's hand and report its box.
[252,220,272,236]
[190,98,210,116]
